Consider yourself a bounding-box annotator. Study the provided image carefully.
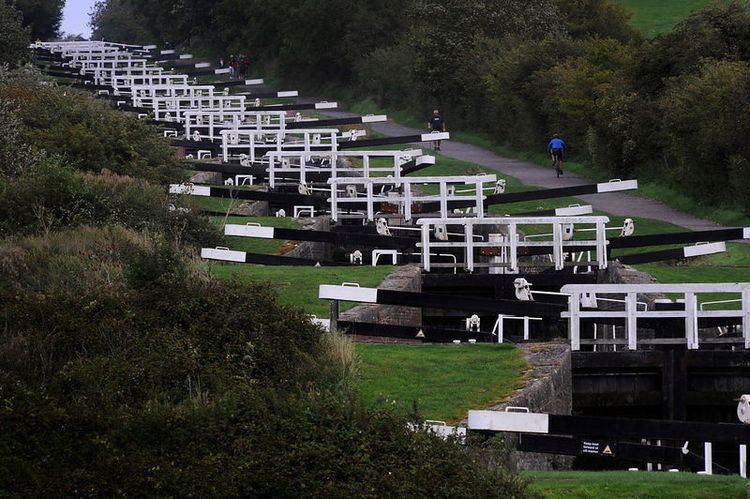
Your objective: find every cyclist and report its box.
[427,109,445,151]
[548,133,567,178]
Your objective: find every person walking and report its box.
[548,133,567,178]
[427,109,445,151]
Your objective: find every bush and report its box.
[657,59,750,206]
[0,2,31,67]
[0,159,221,245]
[0,83,185,184]
[0,229,526,496]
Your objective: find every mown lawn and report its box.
[526,470,747,498]
[356,344,526,422]
[616,0,712,37]
[208,264,396,318]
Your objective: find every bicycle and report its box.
[551,150,564,178]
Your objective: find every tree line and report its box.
[92,0,750,213]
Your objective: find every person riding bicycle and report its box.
[548,133,567,177]
[428,109,445,151]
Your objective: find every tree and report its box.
[13,0,63,40]
[0,2,30,66]
[658,59,750,206]
[634,0,750,94]
[90,0,157,44]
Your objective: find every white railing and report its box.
[152,94,247,121]
[184,109,286,140]
[491,314,544,342]
[266,149,426,188]
[560,283,750,350]
[329,175,496,222]
[221,128,342,162]
[417,216,609,273]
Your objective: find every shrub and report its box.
[0,229,526,496]
[0,83,185,184]
[0,159,221,245]
[657,59,750,206]
[0,2,30,67]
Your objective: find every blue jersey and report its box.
[548,138,566,151]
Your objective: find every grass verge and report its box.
[208,264,396,318]
[615,0,712,37]
[526,470,747,498]
[356,343,526,422]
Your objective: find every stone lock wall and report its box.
[283,215,333,261]
[340,264,422,327]
[463,343,573,471]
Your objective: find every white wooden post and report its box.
[466,223,475,273]
[626,292,638,350]
[523,316,530,341]
[489,234,502,276]
[552,222,564,271]
[403,182,412,222]
[570,292,581,351]
[366,182,374,221]
[509,222,518,274]
[686,292,698,350]
[703,442,713,475]
[596,220,607,269]
[475,180,485,218]
[439,183,449,219]
[741,444,747,478]
[330,181,339,222]
[421,224,431,273]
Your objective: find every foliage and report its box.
[657,58,750,205]
[0,160,220,245]
[634,1,750,94]
[0,229,526,496]
[13,0,63,40]
[90,0,157,44]
[0,83,184,184]
[0,96,42,178]
[0,2,31,67]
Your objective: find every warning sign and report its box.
[580,440,616,457]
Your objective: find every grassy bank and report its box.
[527,470,747,498]
[615,0,713,37]
[208,264,396,318]
[356,343,525,422]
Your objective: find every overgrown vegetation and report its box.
[0,229,526,496]
[0,1,31,66]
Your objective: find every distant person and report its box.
[427,109,445,151]
[548,133,567,178]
